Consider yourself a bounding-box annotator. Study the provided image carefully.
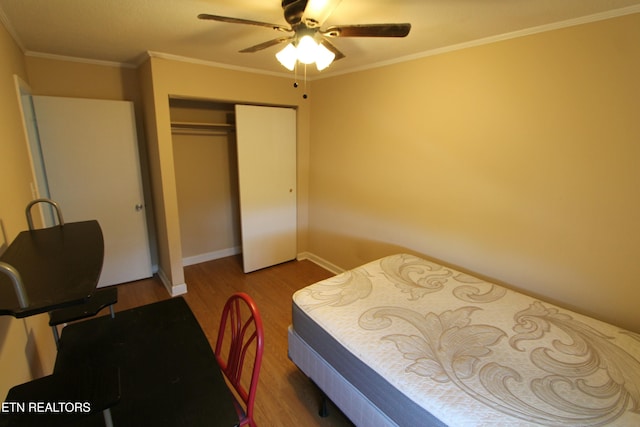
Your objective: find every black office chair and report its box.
[25,199,118,349]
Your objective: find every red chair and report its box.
[215,293,264,427]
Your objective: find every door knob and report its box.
[135,204,144,211]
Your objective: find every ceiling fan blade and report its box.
[239,37,293,53]
[302,0,343,27]
[198,14,292,33]
[319,38,345,61]
[322,23,411,38]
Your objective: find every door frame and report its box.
[13,75,54,226]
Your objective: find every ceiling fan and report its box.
[198,0,411,71]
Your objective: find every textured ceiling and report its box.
[1,0,639,78]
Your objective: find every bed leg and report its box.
[319,393,329,417]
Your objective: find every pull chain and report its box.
[303,64,308,99]
[291,62,308,99]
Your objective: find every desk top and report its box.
[1,365,120,427]
[0,221,104,318]
[55,297,239,427]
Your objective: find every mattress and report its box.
[291,253,640,426]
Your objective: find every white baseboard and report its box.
[154,250,339,297]
[182,246,241,266]
[297,251,345,275]
[157,267,187,296]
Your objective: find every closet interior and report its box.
[170,98,241,266]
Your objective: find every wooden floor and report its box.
[112,255,355,427]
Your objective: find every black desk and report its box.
[1,365,120,427]
[54,297,239,427]
[0,221,104,318]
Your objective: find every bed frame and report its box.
[289,326,399,426]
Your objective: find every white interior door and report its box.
[33,96,152,287]
[235,105,297,273]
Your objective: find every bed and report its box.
[288,253,640,426]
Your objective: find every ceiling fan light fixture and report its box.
[275,36,335,72]
[200,4,412,77]
[296,35,318,64]
[276,43,298,70]
[315,43,335,71]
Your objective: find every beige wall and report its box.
[308,13,640,332]
[0,24,56,398]
[140,56,312,293]
[24,57,140,101]
[173,131,241,259]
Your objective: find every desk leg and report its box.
[51,325,61,349]
[103,408,114,427]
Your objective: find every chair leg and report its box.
[319,393,329,418]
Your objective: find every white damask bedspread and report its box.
[292,254,640,426]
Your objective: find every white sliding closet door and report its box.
[33,96,152,287]
[235,105,297,273]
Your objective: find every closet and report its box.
[170,99,297,273]
[171,99,240,266]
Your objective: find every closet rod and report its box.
[171,129,235,136]
[170,121,235,136]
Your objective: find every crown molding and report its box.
[7,5,639,79]
[316,5,640,80]
[0,6,25,52]
[24,51,137,69]
[145,51,293,79]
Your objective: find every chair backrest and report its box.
[215,292,264,426]
[26,198,64,230]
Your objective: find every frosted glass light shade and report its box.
[276,43,297,70]
[315,43,335,71]
[296,36,318,64]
